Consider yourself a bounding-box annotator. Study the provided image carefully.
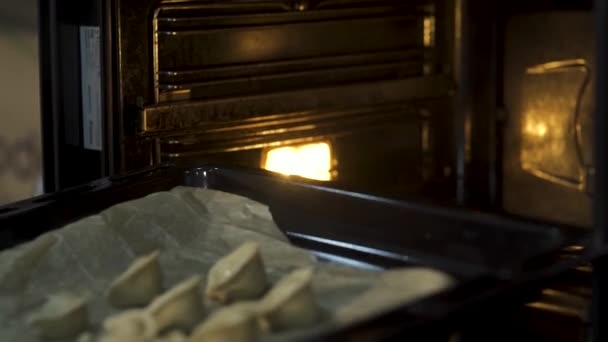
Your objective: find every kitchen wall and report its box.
[0,1,42,205]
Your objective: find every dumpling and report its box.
[206,241,267,304]
[107,250,163,308]
[155,330,187,342]
[258,268,321,331]
[190,302,260,342]
[147,276,205,332]
[99,309,157,341]
[28,293,89,339]
[76,332,95,342]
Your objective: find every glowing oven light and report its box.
[263,142,332,181]
[524,120,548,137]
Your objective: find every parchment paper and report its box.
[0,187,453,341]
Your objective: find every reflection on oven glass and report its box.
[423,15,435,48]
[262,142,332,181]
[520,59,589,190]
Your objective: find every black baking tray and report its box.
[0,164,597,341]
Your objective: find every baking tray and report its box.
[0,164,595,340]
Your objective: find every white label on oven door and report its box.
[79,26,102,151]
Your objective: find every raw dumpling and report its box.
[99,309,157,341]
[190,302,260,342]
[335,267,453,323]
[76,332,95,342]
[28,293,89,339]
[155,330,187,342]
[107,251,163,308]
[206,241,267,304]
[147,276,205,332]
[258,268,321,331]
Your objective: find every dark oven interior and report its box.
[42,0,456,201]
[40,0,596,228]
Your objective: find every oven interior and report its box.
[40,0,597,226]
[36,0,597,340]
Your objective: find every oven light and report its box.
[524,120,548,137]
[262,142,332,181]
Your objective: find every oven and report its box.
[2,0,606,340]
